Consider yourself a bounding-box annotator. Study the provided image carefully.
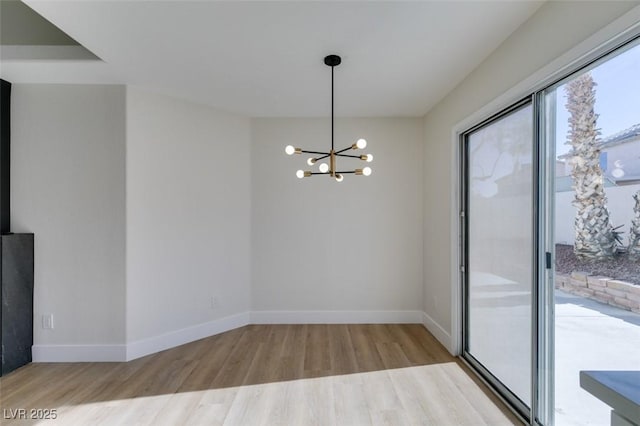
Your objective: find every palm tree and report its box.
[629,190,640,257]
[565,73,617,258]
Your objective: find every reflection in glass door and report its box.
[462,101,534,420]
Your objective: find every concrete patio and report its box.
[555,289,640,426]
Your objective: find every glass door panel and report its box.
[463,102,534,416]
[545,39,640,426]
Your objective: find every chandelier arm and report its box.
[335,153,363,159]
[300,150,330,155]
[313,153,331,161]
[335,171,357,174]
[335,146,354,154]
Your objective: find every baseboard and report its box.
[32,344,127,362]
[250,310,424,324]
[32,312,252,363]
[421,311,453,354]
[32,310,433,362]
[126,311,251,361]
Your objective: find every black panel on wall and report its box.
[1,233,34,376]
[0,79,10,234]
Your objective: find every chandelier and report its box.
[285,55,372,182]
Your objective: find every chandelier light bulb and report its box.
[366,154,373,162]
[363,167,372,176]
[296,170,305,179]
[307,158,316,166]
[285,145,295,155]
[356,138,367,149]
[318,163,329,173]
[335,173,344,182]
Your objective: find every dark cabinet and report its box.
[1,233,34,376]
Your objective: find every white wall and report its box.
[422,1,639,351]
[126,88,252,346]
[251,118,423,319]
[11,84,126,348]
[555,184,640,245]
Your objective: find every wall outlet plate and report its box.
[42,314,54,329]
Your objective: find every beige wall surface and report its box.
[11,84,127,346]
[251,118,424,313]
[126,87,252,343]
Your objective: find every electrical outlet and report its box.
[211,296,219,309]
[42,314,54,330]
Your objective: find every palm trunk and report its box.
[629,190,640,256]
[565,73,616,258]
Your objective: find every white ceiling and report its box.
[6,1,543,117]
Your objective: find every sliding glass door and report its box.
[460,31,639,426]
[462,100,535,420]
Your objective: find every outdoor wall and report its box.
[251,118,423,321]
[422,1,639,352]
[126,88,252,353]
[556,183,640,245]
[10,84,127,357]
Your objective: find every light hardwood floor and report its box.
[1,324,520,425]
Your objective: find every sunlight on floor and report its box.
[32,362,515,426]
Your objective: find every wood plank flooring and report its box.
[0,324,520,425]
